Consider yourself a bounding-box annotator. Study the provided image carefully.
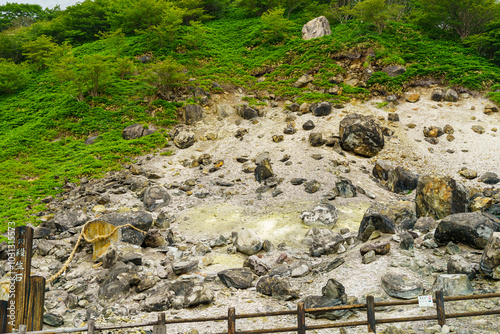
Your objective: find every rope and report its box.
[47,221,147,283]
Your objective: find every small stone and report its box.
[303,120,315,130]
[272,135,284,143]
[478,172,499,184]
[471,125,485,134]
[362,250,376,264]
[458,169,477,179]
[445,242,461,255]
[304,180,321,193]
[406,93,420,103]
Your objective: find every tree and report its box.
[261,7,290,39]
[328,0,362,24]
[465,19,500,65]
[416,0,500,39]
[183,20,208,50]
[232,0,281,17]
[22,35,68,71]
[0,3,45,31]
[143,57,186,98]
[97,28,125,58]
[348,0,404,34]
[107,0,172,34]
[138,4,187,48]
[0,58,30,94]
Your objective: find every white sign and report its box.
[418,295,433,307]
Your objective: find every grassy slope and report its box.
[1,18,500,236]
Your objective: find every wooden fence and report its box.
[3,291,499,334]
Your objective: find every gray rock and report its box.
[447,255,475,280]
[255,158,274,182]
[431,88,444,101]
[123,123,156,140]
[302,120,315,130]
[432,274,472,296]
[413,216,437,233]
[142,229,165,248]
[98,280,130,303]
[243,255,270,276]
[235,228,263,255]
[434,212,500,249]
[444,89,459,102]
[173,129,195,149]
[218,268,253,289]
[309,233,344,257]
[291,178,307,185]
[304,180,321,193]
[399,232,414,251]
[373,160,393,181]
[360,240,391,256]
[238,105,258,119]
[184,284,214,307]
[309,132,324,147]
[382,65,406,77]
[340,113,384,157]
[479,172,499,185]
[293,73,314,88]
[362,250,376,264]
[217,104,233,118]
[312,102,332,116]
[381,273,423,299]
[43,313,64,327]
[300,204,338,227]
[141,287,171,312]
[304,279,349,320]
[387,167,419,194]
[335,178,357,198]
[184,104,203,124]
[172,260,199,275]
[52,210,88,231]
[143,186,171,211]
[480,232,500,279]
[256,276,298,300]
[302,227,333,247]
[302,16,331,40]
[357,203,397,242]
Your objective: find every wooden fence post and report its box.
[153,313,166,334]
[228,307,236,334]
[297,302,306,334]
[0,300,7,334]
[26,276,45,331]
[367,295,376,333]
[435,290,446,326]
[88,319,95,334]
[7,226,33,332]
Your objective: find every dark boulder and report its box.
[142,186,171,211]
[434,212,500,249]
[381,273,423,299]
[97,211,153,245]
[480,232,500,279]
[218,268,254,289]
[358,203,397,241]
[184,104,203,124]
[387,167,419,194]
[312,102,332,116]
[339,113,384,157]
[335,178,357,198]
[256,276,298,300]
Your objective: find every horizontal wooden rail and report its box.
[2,291,499,334]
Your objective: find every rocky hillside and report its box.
[1,79,499,333]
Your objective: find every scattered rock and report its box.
[362,250,376,264]
[309,132,324,147]
[304,180,321,193]
[300,204,338,227]
[339,113,384,157]
[143,186,171,211]
[480,232,500,279]
[302,120,315,130]
[235,228,263,255]
[484,104,498,114]
[256,276,298,300]
[471,125,485,134]
[387,167,419,194]
[123,123,156,140]
[415,174,469,220]
[381,273,423,299]
[447,255,475,280]
[173,129,195,149]
[434,212,500,249]
[432,274,472,296]
[218,268,253,289]
[255,158,274,182]
[458,169,477,179]
[444,89,459,102]
[293,74,314,88]
[405,93,420,103]
[360,240,391,256]
[243,255,270,276]
[478,172,499,185]
[335,178,357,198]
[312,102,332,116]
[382,65,406,77]
[372,160,393,181]
[431,88,444,101]
[184,104,203,124]
[302,16,331,40]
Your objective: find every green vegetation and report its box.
[1,0,500,236]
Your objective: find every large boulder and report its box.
[415,174,469,219]
[184,104,203,124]
[339,113,384,157]
[480,232,500,279]
[432,274,472,296]
[311,102,332,116]
[122,123,156,140]
[96,211,153,245]
[52,210,88,231]
[300,204,338,227]
[302,16,331,40]
[217,268,253,289]
[357,203,397,241]
[235,228,263,255]
[381,273,423,299]
[387,167,419,194]
[434,212,500,249]
[173,129,195,149]
[142,186,171,211]
[304,279,350,320]
[256,276,298,300]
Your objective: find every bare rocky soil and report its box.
[1,86,500,334]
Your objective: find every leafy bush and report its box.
[0,59,30,94]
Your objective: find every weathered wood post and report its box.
[0,300,8,333]
[153,313,166,334]
[297,302,306,334]
[228,307,236,334]
[435,290,446,326]
[366,295,376,333]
